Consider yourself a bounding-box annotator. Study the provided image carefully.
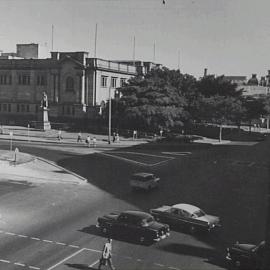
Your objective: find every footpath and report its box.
[0,125,148,185]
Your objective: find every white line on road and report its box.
[84,247,102,253]
[89,259,100,268]
[29,266,40,270]
[0,259,10,263]
[42,239,53,243]
[15,262,25,266]
[55,241,66,246]
[31,237,40,241]
[68,244,80,248]
[18,234,28,238]
[47,248,85,270]
[154,263,165,267]
[5,232,15,235]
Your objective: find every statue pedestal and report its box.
[36,108,51,131]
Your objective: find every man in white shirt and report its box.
[98,238,115,270]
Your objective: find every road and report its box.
[0,137,268,270]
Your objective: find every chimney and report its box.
[204,68,207,77]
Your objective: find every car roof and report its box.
[132,172,154,178]
[122,210,153,219]
[172,203,201,213]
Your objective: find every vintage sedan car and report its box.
[96,210,170,243]
[130,172,160,191]
[150,203,221,233]
[226,240,265,269]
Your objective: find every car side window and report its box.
[171,208,179,215]
[182,210,190,218]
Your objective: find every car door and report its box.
[115,214,130,236]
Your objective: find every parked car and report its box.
[150,203,221,233]
[96,210,170,244]
[130,172,160,191]
[226,240,265,269]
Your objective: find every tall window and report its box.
[66,76,74,91]
[8,104,11,112]
[111,77,117,88]
[120,78,126,87]
[101,76,107,87]
[0,74,12,85]
[37,74,47,86]
[18,74,30,85]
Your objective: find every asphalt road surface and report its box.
[0,137,269,270]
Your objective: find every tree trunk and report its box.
[219,124,222,142]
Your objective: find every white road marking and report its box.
[162,151,192,155]
[168,267,181,270]
[0,259,10,263]
[68,244,80,248]
[100,152,174,167]
[15,262,25,266]
[89,259,100,267]
[31,237,40,241]
[43,239,53,243]
[47,248,85,270]
[29,266,40,270]
[5,232,15,235]
[55,241,66,246]
[18,234,28,238]
[84,247,102,253]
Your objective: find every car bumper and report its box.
[153,232,170,242]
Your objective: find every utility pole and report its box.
[51,24,54,51]
[153,42,156,62]
[94,23,98,58]
[108,83,111,144]
[178,49,180,70]
[132,36,136,65]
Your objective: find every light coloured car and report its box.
[130,173,160,191]
[150,203,221,233]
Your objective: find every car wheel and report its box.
[189,225,196,234]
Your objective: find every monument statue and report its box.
[37,91,51,130]
[41,92,48,109]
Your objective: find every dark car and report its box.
[96,210,170,244]
[226,240,265,269]
[150,203,221,233]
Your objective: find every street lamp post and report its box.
[27,123,30,142]
[108,85,112,144]
[9,131,13,151]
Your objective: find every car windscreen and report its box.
[132,175,154,182]
[140,216,154,226]
[192,210,205,218]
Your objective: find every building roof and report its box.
[224,76,247,81]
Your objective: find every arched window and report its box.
[66,76,74,92]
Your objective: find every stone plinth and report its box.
[36,108,51,131]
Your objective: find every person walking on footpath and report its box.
[93,136,97,147]
[77,132,82,143]
[86,135,91,147]
[57,130,63,141]
[97,238,116,270]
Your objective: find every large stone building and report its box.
[0,44,159,126]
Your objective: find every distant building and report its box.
[0,45,160,125]
[0,43,38,59]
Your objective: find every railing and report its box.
[88,59,137,74]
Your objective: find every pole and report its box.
[178,49,180,70]
[153,42,156,62]
[108,85,111,144]
[27,124,30,142]
[51,24,54,51]
[133,36,136,65]
[10,131,13,151]
[94,23,98,58]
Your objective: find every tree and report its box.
[115,68,192,131]
[195,75,245,141]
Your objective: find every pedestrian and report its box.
[113,132,116,143]
[77,132,82,143]
[98,238,115,270]
[57,130,63,141]
[93,136,97,147]
[133,130,137,140]
[116,133,120,143]
[159,129,163,137]
[86,135,91,147]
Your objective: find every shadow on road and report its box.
[157,243,227,269]
[66,263,95,270]
[79,225,152,246]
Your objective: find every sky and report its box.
[0,0,270,78]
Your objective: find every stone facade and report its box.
[0,50,158,126]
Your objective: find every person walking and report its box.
[98,238,115,270]
[57,130,63,141]
[86,135,91,147]
[77,132,82,143]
